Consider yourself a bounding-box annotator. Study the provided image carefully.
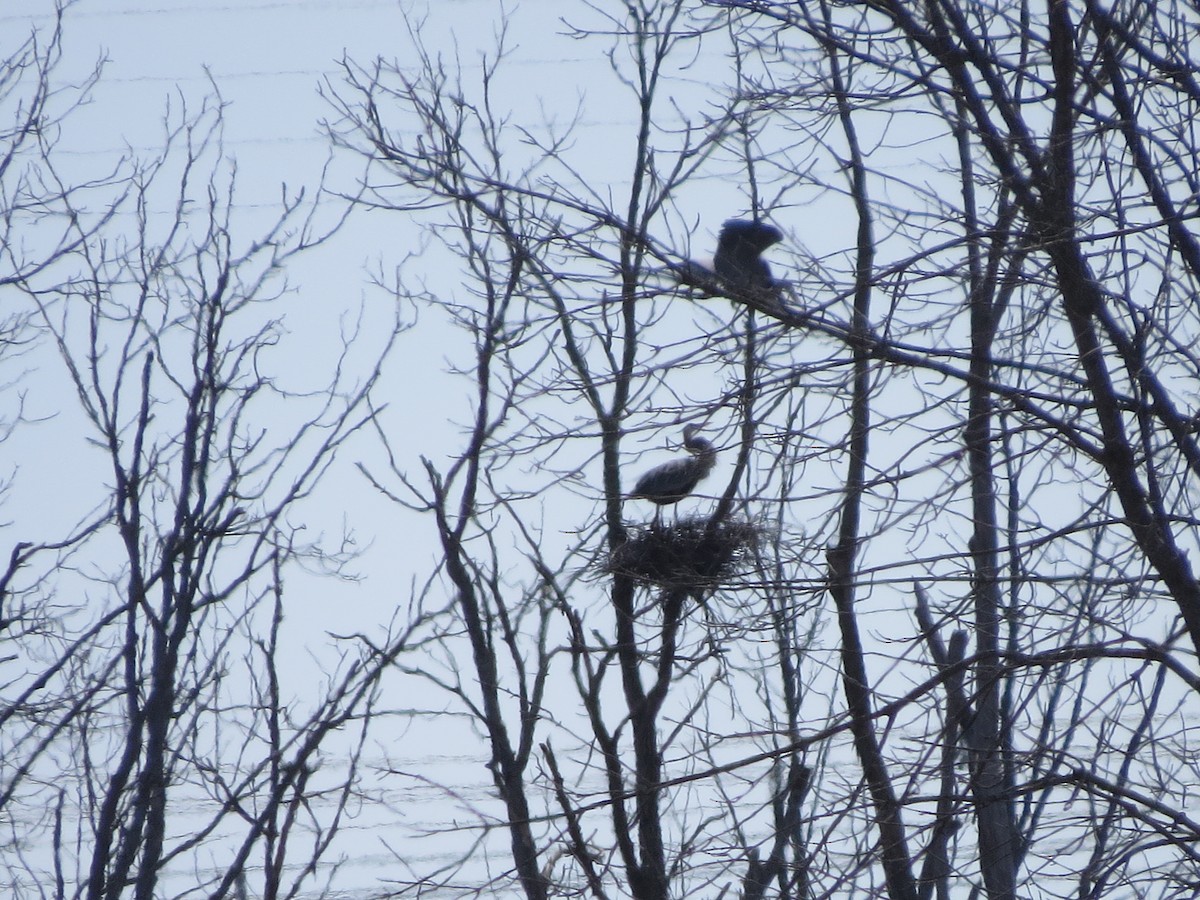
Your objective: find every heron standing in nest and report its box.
[629,425,717,525]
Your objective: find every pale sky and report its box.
[1,3,864,895]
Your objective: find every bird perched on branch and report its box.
[669,217,783,303]
[713,218,783,296]
[629,425,717,523]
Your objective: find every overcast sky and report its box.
[4,0,807,559]
[2,4,827,894]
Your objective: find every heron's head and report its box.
[681,424,715,456]
[720,219,783,252]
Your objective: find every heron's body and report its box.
[630,425,717,510]
[713,219,782,294]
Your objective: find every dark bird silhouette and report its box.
[713,218,783,295]
[629,425,717,522]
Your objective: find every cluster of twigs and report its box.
[607,516,761,590]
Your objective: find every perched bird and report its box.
[713,218,783,296]
[629,424,717,523]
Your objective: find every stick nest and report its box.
[607,516,761,590]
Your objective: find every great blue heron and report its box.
[629,424,717,523]
[713,218,783,295]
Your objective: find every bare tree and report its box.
[0,17,417,897]
[0,2,124,641]
[329,5,834,899]
[9,0,1200,897]
[327,0,1200,898]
